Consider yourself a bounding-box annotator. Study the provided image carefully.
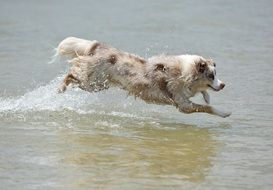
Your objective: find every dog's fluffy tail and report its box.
[49,37,98,63]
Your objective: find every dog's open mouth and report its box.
[208,85,220,91]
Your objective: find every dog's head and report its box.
[194,57,225,92]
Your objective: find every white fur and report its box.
[58,37,98,57]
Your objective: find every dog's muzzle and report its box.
[208,79,225,91]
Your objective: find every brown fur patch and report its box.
[88,42,100,56]
[58,73,80,93]
[108,54,117,64]
[155,63,166,71]
[197,61,206,73]
[65,74,79,85]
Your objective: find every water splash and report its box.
[0,75,164,125]
[0,75,96,113]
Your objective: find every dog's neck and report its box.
[188,81,207,97]
[179,73,204,97]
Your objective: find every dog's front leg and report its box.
[201,91,210,104]
[178,100,231,118]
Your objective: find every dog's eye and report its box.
[208,74,214,80]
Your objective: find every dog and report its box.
[55,37,231,118]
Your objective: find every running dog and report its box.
[55,37,231,117]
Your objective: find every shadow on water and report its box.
[55,121,218,189]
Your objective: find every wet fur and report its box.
[56,37,231,117]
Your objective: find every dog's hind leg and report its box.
[58,73,80,93]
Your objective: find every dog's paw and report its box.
[220,111,232,118]
[212,108,231,118]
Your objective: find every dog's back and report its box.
[56,37,181,105]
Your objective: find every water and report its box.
[1,0,273,189]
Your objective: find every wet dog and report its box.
[55,37,231,117]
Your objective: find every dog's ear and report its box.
[196,60,207,73]
[155,63,166,72]
[206,58,216,67]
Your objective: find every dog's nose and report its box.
[220,83,225,89]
